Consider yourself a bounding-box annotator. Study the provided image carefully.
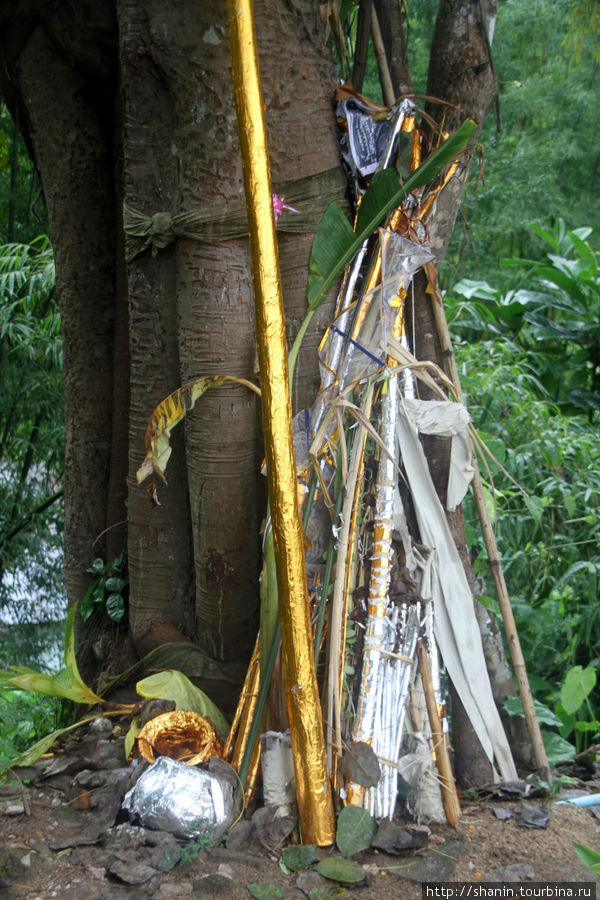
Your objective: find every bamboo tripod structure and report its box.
[424,261,551,785]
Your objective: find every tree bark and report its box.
[352,0,372,93]
[117,0,340,662]
[117,0,197,658]
[426,0,499,260]
[10,11,122,681]
[1,0,341,676]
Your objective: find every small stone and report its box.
[519,802,550,828]
[0,802,25,816]
[194,873,235,894]
[102,822,148,851]
[295,869,332,893]
[157,881,194,897]
[0,845,26,879]
[224,818,257,851]
[74,769,107,789]
[482,864,535,882]
[288,889,308,900]
[504,864,535,880]
[491,806,513,820]
[252,805,297,852]
[394,851,456,883]
[109,858,157,884]
[216,863,233,880]
[88,717,113,735]
[371,819,429,855]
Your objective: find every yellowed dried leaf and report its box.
[137,376,261,484]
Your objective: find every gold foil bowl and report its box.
[130,710,224,765]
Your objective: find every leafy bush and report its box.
[81,553,128,623]
[0,689,71,767]
[0,237,65,644]
[443,0,600,286]
[446,224,600,746]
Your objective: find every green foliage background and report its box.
[0,236,65,664]
[443,0,600,286]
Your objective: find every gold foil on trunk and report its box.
[226,0,334,845]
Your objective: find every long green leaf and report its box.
[573,842,600,874]
[307,119,477,309]
[63,601,105,703]
[6,667,100,705]
[2,601,104,705]
[307,204,355,310]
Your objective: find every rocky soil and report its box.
[1,718,599,900]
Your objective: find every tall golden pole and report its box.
[226,0,335,845]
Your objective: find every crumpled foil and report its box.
[121,756,235,839]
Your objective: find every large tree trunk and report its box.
[118,0,340,662]
[1,0,340,677]
[8,9,124,682]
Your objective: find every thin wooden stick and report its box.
[371,5,395,107]
[423,260,551,785]
[417,642,461,827]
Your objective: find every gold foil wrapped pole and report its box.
[223,635,262,806]
[226,0,334,846]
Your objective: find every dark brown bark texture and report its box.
[0,0,339,674]
[1,4,123,679]
[351,0,373,93]
[426,0,499,261]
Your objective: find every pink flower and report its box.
[272,193,299,225]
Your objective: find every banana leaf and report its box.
[136,669,230,741]
[307,119,477,309]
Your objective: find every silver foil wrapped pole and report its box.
[379,99,416,172]
[344,233,434,818]
[345,373,421,817]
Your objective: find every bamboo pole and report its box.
[423,261,551,785]
[226,0,335,844]
[371,5,395,107]
[417,642,461,827]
